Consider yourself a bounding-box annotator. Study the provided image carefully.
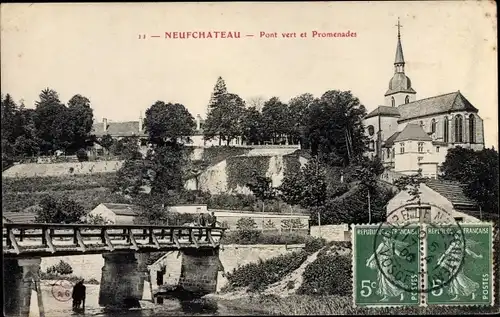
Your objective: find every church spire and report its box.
[394,18,405,73]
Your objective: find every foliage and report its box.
[46,260,73,275]
[109,136,142,160]
[282,153,302,174]
[241,106,264,145]
[394,169,426,203]
[225,250,309,291]
[303,236,327,254]
[261,97,290,143]
[86,213,112,225]
[203,93,246,145]
[234,217,261,242]
[226,155,270,190]
[221,231,308,245]
[440,147,499,213]
[98,134,114,150]
[144,101,195,146]
[114,159,151,197]
[35,195,86,223]
[207,76,228,110]
[236,217,258,230]
[76,148,89,162]
[246,174,276,210]
[2,173,117,193]
[297,254,352,295]
[303,90,367,166]
[281,218,306,231]
[288,93,314,145]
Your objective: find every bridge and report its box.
[2,223,227,317]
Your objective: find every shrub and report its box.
[303,236,327,254]
[47,260,73,275]
[221,231,307,245]
[226,250,309,291]
[76,149,89,162]
[297,254,352,296]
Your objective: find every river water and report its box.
[38,284,256,317]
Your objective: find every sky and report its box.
[1,2,497,147]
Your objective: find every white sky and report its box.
[1,2,497,147]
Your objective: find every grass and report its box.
[218,294,499,315]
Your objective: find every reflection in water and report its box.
[39,283,251,316]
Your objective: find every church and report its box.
[363,20,485,179]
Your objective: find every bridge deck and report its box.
[2,223,226,258]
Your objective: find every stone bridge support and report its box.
[98,252,146,308]
[178,248,222,294]
[3,258,44,317]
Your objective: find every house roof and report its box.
[397,91,478,122]
[424,179,477,207]
[394,124,432,142]
[365,106,401,119]
[3,212,37,223]
[101,203,140,216]
[383,131,401,148]
[92,121,147,137]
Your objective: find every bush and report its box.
[47,260,73,275]
[297,255,352,296]
[303,236,327,253]
[221,231,307,245]
[76,149,89,162]
[225,250,309,291]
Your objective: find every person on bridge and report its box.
[72,280,86,311]
[197,212,206,240]
[209,212,217,228]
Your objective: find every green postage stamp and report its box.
[352,222,494,307]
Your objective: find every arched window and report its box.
[443,116,449,143]
[469,114,475,143]
[369,140,375,151]
[367,125,375,136]
[405,95,410,104]
[391,97,395,107]
[387,148,390,159]
[431,119,436,134]
[455,115,463,143]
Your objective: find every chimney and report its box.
[103,118,107,132]
[196,114,202,130]
[139,112,143,132]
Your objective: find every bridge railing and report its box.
[2,223,226,256]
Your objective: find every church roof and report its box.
[397,91,478,122]
[395,36,405,64]
[383,131,401,148]
[394,124,432,142]
[365,106,401,119]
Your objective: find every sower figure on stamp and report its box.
[72,279,86,311]
[366,236,410,302]
[438,239,483,301]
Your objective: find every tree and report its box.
[110,136,142,160]
[246,174,276,212]
[208,76,228,111]
[35,195,86,224]
[1,94,19,143]
[99,134,114,153]
[114,159,151,197]
[241,106,264,145]
[144,101,196,146]
[351,156,385,223]
[288,93,314,145]
[303,90,367,166]
[67,94,94,151]
[441,147,499,214]
[246,96,266,111]
[394,169,426,204]
[203,93,246,145]
[261,97,289,144]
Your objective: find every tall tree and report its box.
[1,94,19,143]
[246,173,275,212]
[144,101,196,146]
[203,93,246,145]
[67,94,94,150]
[207,76,228,111]
[241,106,264,145]
[288,93,314,145]
[261,97,289,144]
[351,156,385,223]
[35,195,86,224]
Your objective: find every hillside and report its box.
[2,160,123,178]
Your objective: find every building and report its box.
[363,20,485,178]
[3,211,37,224]
[88,203,140,224]
[386,179,482,223]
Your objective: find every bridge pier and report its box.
[178,248,222,294]
[3,258,44,317]
[99,252,144,308]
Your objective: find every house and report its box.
[386,179,482,223]
[3,211,38,224]
[88,203,141,224]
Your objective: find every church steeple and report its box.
[394,18,405,73]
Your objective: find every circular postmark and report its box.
[373,202,466,294]
[51,279,74,302]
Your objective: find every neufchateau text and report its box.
[163,30,357,39]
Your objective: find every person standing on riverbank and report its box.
[72,280,86,311]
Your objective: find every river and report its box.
[37,284,258,317]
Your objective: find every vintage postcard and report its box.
[1,1,498,316]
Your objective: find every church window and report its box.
[443,116,449,142]
[369,141,375,151]
[367,125,375,136]
[418,142,424,153]
[391,97,395,107]
[420,120,424,127]
[387,148,391,159]
[418,156,423,163]
[469,114,475,143]
[455,115,463,143]
[392,148,395,158]
[400,142,405,154]
[431,119,436,134]
[405,95,410,104]
[436,146,440,153]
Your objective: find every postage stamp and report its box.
[426,222,494,306]
[51,279,74,302]
[352,203,495,307]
